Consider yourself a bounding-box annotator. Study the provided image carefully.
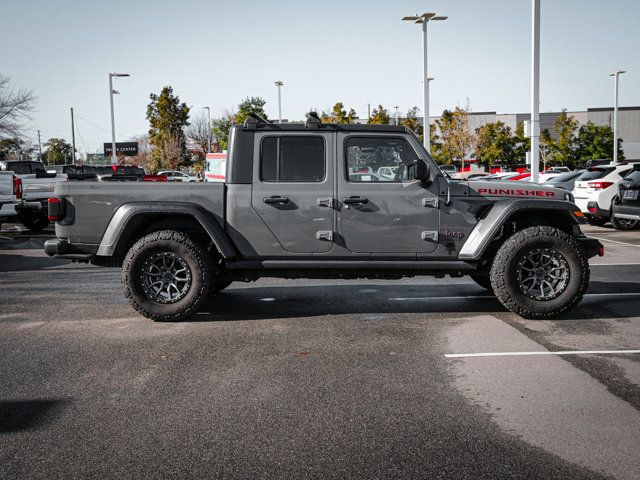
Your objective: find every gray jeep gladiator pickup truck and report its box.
[45,113,602,321]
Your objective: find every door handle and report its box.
[342,196,368,205]
[263,196,289,204]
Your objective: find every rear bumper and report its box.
[44,238,94,261]
[586,201,609,219]
[612,203,640,221]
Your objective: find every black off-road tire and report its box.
[586,216,608,227]
[490,226,589,319]
[122,230,213,322]
[470,274,494,294]
[212,278,233,293]
[611,215,639,230]
[20,212,50,232]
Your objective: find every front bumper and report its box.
[577,236,604,259]
[612,203,640,221]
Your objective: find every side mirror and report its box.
[411,160,430,181]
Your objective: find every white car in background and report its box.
[572,163,640,229]
[158,170,197,183]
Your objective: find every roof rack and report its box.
[305,111,321,130]
[243,113,271,130]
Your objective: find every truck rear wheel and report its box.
[490,226,589,319]
[122,230,213,322]
[20,212,49,232]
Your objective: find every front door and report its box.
[251,132,334,254]
[337,134,440,254]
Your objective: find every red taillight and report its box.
[587,206,597,213]
[598,243,605,257]
[48,197,63,221]
[588,181,614,190]
[13,175,22,199]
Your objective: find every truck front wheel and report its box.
[122,230,213,321]
[490,226,589,319]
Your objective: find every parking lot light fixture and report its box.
[108,73,130,165]
[402,12,447,153]
[609,70,626,164]
[203,106,211,153]
[275,81,284,123]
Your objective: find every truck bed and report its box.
[54,182,226,247]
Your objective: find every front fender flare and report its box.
[458,199,580,261]
[96,202,236,259]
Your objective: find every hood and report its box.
[463,179,567,200]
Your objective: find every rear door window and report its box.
[260,136,325,182]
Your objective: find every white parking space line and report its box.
[590,236,640,248]
[445,349,640,359]
[390,292,640,301]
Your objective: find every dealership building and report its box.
[425,106,640,160]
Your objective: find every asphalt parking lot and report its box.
[1,223,640,479]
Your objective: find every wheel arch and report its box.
[459,199,581,263]
[96,202,237,260]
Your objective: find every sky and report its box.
[2,0,639,156]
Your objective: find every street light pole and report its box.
[402,13,447,154]
[275,81,284,123]
[610,70,626,164]
[108,73,129,165]
[203,106,211,153]
[70,107,76,164]
[394,106,400,125]
[530,0,541,182]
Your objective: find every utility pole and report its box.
[367,103,371,121]
[402,12,447,154]
[610,70,626,164]
[275,81,284,123]
[37,130,42,162]
[394,106,400,125]
[108,73,130,165]
[530,0,541,182]
[70,107,77,164]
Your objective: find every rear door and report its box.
[336,133,440,254]
[251,132,334,254]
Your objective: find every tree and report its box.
[42,138,73,165]
[0,74,36,138]
[539,129,555,171]
[212,113,234,151]
[401,106,423,138]
[146,86,190,172]
[574,121,623,162]
[436,107,475,167]
[475,121,515,170]
[512,122,530,166]
[0,137,36,161]
[128,134,152,172]
[235,97,268,125]
[551,110,578,167]
[321,102,357,124]
[368,105,390,125]
[186,112,211,161]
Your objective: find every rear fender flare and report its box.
[96,202,236,258]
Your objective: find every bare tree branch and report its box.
[185,112,211,160]
[0,74,36,138]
